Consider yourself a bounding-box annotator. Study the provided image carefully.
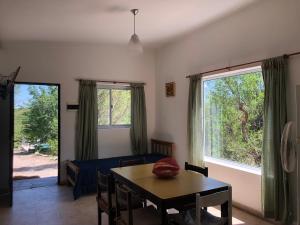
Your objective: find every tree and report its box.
[14,108,28,149]
[14,84,26,149]
[204,72,264,167]
[98,89,110,125]
[22,85,58,155]
[111,89,131,125]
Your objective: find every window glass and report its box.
[111,89,131,125]
[97,89,110,126]
[97,87,131,127]
[203,68,264,168]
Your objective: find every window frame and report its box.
[97,84,131,129]
[201,66,263,170]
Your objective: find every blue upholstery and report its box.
[68,154,166,199]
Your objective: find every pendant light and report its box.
[129,9,143,54]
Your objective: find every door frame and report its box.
[12,82,61,184]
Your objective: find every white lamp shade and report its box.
[129,34,143,54]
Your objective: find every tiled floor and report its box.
[0,185,274,225]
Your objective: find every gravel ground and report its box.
[13,151,58,179]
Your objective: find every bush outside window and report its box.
[203,67,264,168]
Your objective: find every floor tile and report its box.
[0,185,275,225]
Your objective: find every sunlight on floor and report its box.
[166,204,272,225]
[208,207,245,225]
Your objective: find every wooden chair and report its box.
[175,162,208,212]
[97,172,145,225]
[119,157,146,167]
[119,157,148,207]
[115,184,162,225]
[169,187,232,225]
[195,186,232,225]
[185,162,208,177]
[97,171,115,225]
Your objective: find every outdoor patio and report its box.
[13,150,58,190]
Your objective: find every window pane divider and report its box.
[109,89,112,126]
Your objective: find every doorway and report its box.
[13,82,60,191]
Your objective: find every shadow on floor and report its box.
[13,177,57,191]
[14,151,34,156]
[13,163,58,172]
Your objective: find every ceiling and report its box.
[0,0,257,47]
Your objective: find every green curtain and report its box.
[187,75,204,167]
[130,84,148,155]
[262,56,290,224]
[76,80,98,160]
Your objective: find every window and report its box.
[97,86,131,128]
[203,66,264,168]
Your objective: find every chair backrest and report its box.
[195,186,232,225]
[119,157,146,167]
[97,171,114,208]
[151,139,174,156]
[115,184,133,225]
[185,162,208,177]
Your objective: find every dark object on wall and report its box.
[165,82,175,97]
[0,66,21,99]
[67,104,79,110]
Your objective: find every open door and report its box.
[0,82,14,207]
[0,67,20,206]
[13,83,60,191]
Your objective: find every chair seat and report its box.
[119,205,161,225]
[169,209,227,225]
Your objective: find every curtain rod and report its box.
[186,51,300,78]
[75,79,145,85]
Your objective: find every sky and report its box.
[14,84,32,108]
[14,84,52,108]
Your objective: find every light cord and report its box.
[133,13,136,34]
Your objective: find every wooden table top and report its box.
[111,163,229,200]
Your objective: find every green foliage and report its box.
[48,138,58,156]
[98,88,131,126]
[204,72,264,167]
[14,108,28,149]
[22,85,58,155]
[98,89,110,125]
[111,89,131,125]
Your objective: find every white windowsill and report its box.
[204,156,261,176]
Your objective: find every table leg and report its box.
[221,201,228,217]
[221,186,232,225]
[158,202,168,225]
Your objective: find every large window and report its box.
[97,86,131,128]
[203,67,264,168]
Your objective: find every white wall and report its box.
[155,0,300,218]
[206,161,261,213]
[0,42,156,181]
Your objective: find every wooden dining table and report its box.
[111,163,232,225]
